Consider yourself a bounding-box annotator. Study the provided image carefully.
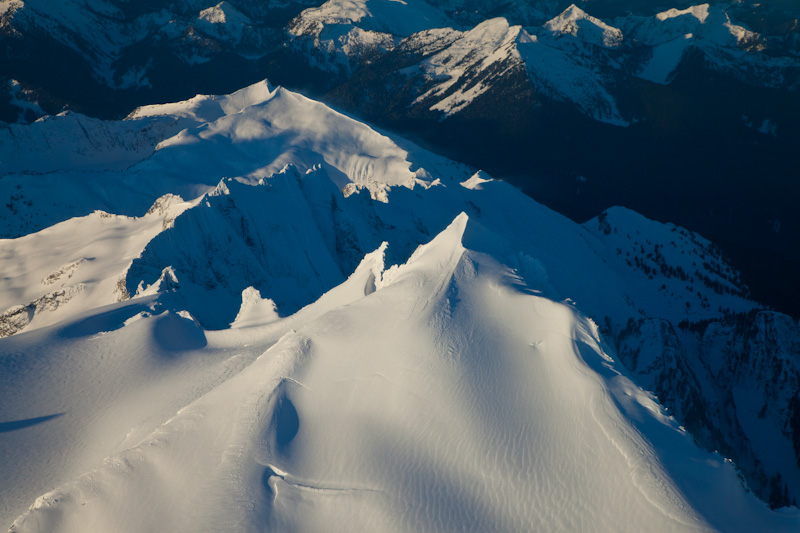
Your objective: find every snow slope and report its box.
[409,18,529,116]
[286,0,454,74]
[618,3,797,87]
[0,193,192,336]
[286,3,631,123]
[290,0,453,39]
[392,15,628,124]
[623,4,755,47]
[3,0,798,127]
[0,243,390,530]
[0,80,446,238]
[1,81,797,530]
[544,4,623,48]
[284,2,798,127]
[5,215,798,532]
[0,80,755,334]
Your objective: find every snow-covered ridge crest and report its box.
[279,0,795,128]
[544,4,623,48]
[411,18,529,116]
[657,3,712,23]
[624,3,758,47]
[285,0,454,77]
[7,211,800,532]
[0,193,193,337]
[397,13,629,125]
[0,111,185,177]
[289,0,453,38]
[142,80,422,197]
[129,79,278,122]
[617,3,770,86]
[196,2,252,42]
[0,82,753,330]
[1,79,471,240]
[1,82,797,527]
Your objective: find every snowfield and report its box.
[1,81,798,531]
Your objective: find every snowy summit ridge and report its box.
[1,80,799,530]
[544,4,623,48]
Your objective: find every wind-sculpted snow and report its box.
[0,81,756,337]
[1,82,795,528]
[119,128,754,332]
[0,111,187,176]
[7,215,799,532]
[124,174,347,329]
[0,80,452,238]
[0,194,193,336]
[0,238,392,530]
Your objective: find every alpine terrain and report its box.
[1,0,799,531]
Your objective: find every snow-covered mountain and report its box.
[0,0,277,88]
[0,0,318,120]
[3,1,798,321]
[2,80,799,529]
[3,1,797,121]
[286,1,798,119]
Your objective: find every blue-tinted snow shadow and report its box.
[460,214,548,297]
[0,412,65,433]
[152,312,207,353]
[60,304,150,339]
[272,395,300,455]
[260,392,300,499]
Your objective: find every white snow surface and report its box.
[615,3,793,86]
[543,4,623,48]
[405,17,627,125]
[196,1,253,42]
[286,0,454,75]
[0,80,455,238]
[4,214,798,532]
[619,4,755,48]
[411,18,527,116]
[290,0,453,38]
[517,33,627,126]
[132,80,421,195]
[0,194,193,335]
[1,82,795,531]
[231,287,281,328]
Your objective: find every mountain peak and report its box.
[643,3,756,46]
[291,0,453,38]
[656,3,711,24]
[544,4,623,48]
